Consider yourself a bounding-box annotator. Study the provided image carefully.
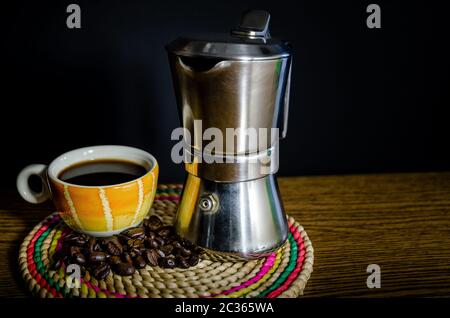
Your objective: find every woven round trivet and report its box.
[18,184,314,298]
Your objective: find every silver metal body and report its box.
[169,56,291,156]
[167,10,292,259]
[183,144,279,182]
[175,174,288,260]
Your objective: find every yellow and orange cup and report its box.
[16,145,159,237]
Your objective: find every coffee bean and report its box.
[127,238,144,249]
[63,233,78,243]
[134,256,147,269]
[147,231,156,240]
[147,238,159,249]
[87,237,96,252]
[103,237,123,256]
[79,265,87,278]
[145,215,162,231]
[54,222,202,274]
[167,234,180,244]
[144,249,160,267]
[176,256,190,269]
[122,227,146,240]
[72,252,86,265]
[64,232,88,246]
[92,262,110,280]
[155,236,166,246]
[89,252,107,263]
[108,255,122,265]
[188,254,200,266]
[161,244,174,256]
[117,234,130,244]
[160,257,176,268]
[122,252,133,264]
[181,238,194,249]
[156,249,166,258]
[177,246,192,257]
[173,241,182,250]
[157,226,173,237]
[194,247,205,255]
[129,248,142,258]
[69,246,82,257]
[114,262,135,276]
[52,258,65,270]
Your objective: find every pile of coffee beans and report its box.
[52,215,203,280]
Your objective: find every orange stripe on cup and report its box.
[49,161,159,235]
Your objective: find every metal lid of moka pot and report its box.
[166,10,291,60]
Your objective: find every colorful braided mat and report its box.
[18,184,314,298]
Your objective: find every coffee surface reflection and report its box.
[58,159,147,186]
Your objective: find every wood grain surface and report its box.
[1,172,450,298]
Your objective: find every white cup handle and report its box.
[16,164,51,204]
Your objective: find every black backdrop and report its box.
[1,0,449,189]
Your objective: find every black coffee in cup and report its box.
[58,159,147,186]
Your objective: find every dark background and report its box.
[1,0,449,189]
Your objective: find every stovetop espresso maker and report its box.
[166,10,292,259]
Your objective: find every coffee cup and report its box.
[16,145,159,237]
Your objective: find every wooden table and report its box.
[1,172,450,297]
